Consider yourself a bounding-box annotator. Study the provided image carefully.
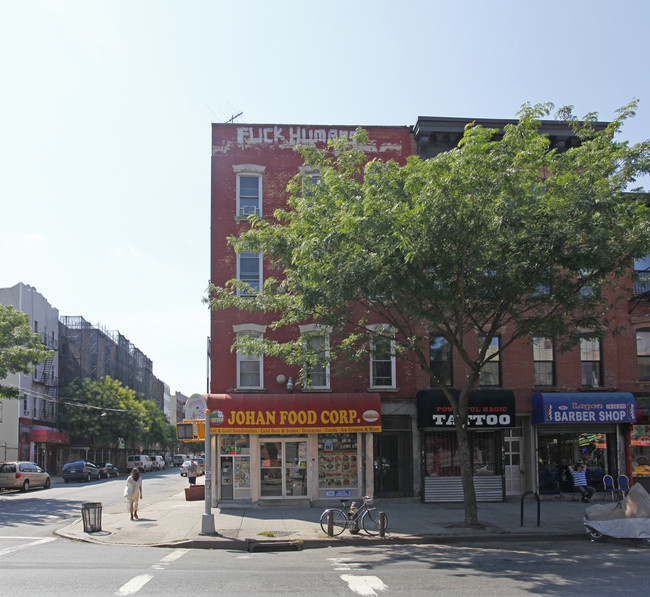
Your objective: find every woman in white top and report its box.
[124,467,143,520]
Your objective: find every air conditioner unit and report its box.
[241,205,258,216]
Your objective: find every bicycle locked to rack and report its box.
[319,495,388,536]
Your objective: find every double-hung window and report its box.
[234,164,265,217]
[369,326,396,389]
[637,330,650,382]
[634,255,650,294]
[429,335,452,386]
[479,336,501,387]
[533,336,555,386]
[238,252,261,295]
[300,325,330,389]
[234,325,266,390]
[581,338,602,387]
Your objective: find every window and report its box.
[429,335,452,386]
[234,164,265,217]
[479,336,501,387]
[533,336,554,386]
[237,252,261,295]
[634,254,650,294]
[370,327,395,388]
[305,334,329,389]
[581,338,602,387]
[637,330,650,382]
[236,331,263,389]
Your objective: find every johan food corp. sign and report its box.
[205,393,381,435]
[531,393,636,425]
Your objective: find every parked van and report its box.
[172,454,189,467]
[126,454,153,473]
[150,455,165,471]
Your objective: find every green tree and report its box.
[207,102,650,526]
[59,376,172,451]
[0,305,53,398]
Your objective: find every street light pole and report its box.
[200,408,217,535]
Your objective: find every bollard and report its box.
[520,491,541,527]
[327,509,334,536]
[379,511,387,538]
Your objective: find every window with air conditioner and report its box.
[234,164,265,218]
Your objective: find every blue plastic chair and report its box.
[617,475,630,497]
[603,474,625,501]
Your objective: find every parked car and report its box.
[194,458,205,476]
[126,454,153,473]
[62,460,101,483]
[179,460,191,476]
[150,456,166,471]
[0,461,51,492]
[96,462,120,478]
[173,454,189,467]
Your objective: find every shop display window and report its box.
[424,431,503,477]
[631,425,650,477]
[220,435,251,489]
[318,433,358,489]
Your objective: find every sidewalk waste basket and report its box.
[81,502,102,533]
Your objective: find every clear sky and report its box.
[1,0,648,397]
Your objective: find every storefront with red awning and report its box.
[203,393,381,504]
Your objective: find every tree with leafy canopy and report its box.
[60,376,175,451]
[207,101,650,526]
[0,305,53,398]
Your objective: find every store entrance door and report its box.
[260,439,307,498]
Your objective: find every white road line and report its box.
[328,557,366,571]
[340,575,388,597]
[0,537,56,557]
[158,549,189,563]
[115,574,154,596]
[0,536,47,540]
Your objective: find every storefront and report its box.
[417,390,516,502]
[204,393,381,504]
[532,393,636,494]
[631,398,650,492]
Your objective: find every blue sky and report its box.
[1,0,648,397]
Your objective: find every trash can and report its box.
[81,502,102,533]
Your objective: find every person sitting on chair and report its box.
[571,464,596,502]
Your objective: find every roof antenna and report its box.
[227,111,243,124]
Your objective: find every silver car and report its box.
[0,461,51,492]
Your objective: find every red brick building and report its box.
[209,118,648,505]
[209,123,417,504]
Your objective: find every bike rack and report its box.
[520,491,541,527]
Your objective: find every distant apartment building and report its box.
[0,283,67,469]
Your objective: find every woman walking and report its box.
[124,467,143,520]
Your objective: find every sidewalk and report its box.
[54,483,591,551]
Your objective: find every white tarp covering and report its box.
[584,483,650,538]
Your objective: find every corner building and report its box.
[209,123,417,505]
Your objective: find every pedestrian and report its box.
[571,463,596,502]
[187,459,198,486]
[124,467,143,520]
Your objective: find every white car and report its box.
[126,454,153,473]
[150,456,166,470]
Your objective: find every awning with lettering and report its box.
[531,393,636,425]
[416,389,516,428]
[203,393,381,434]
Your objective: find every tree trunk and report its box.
[456,422,479,526]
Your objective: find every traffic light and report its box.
[176,421,205,441]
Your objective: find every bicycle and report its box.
[319,495,388,536]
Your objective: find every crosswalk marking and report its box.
[115,574,154,596]
[340,575,388,596]
[0,537,56,557]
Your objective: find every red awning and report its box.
[30,428,70,444]
[203,393,381,435]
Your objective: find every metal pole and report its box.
[200,409,217,535]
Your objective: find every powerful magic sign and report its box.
[417,390,516,428]
[204,393,382,434]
